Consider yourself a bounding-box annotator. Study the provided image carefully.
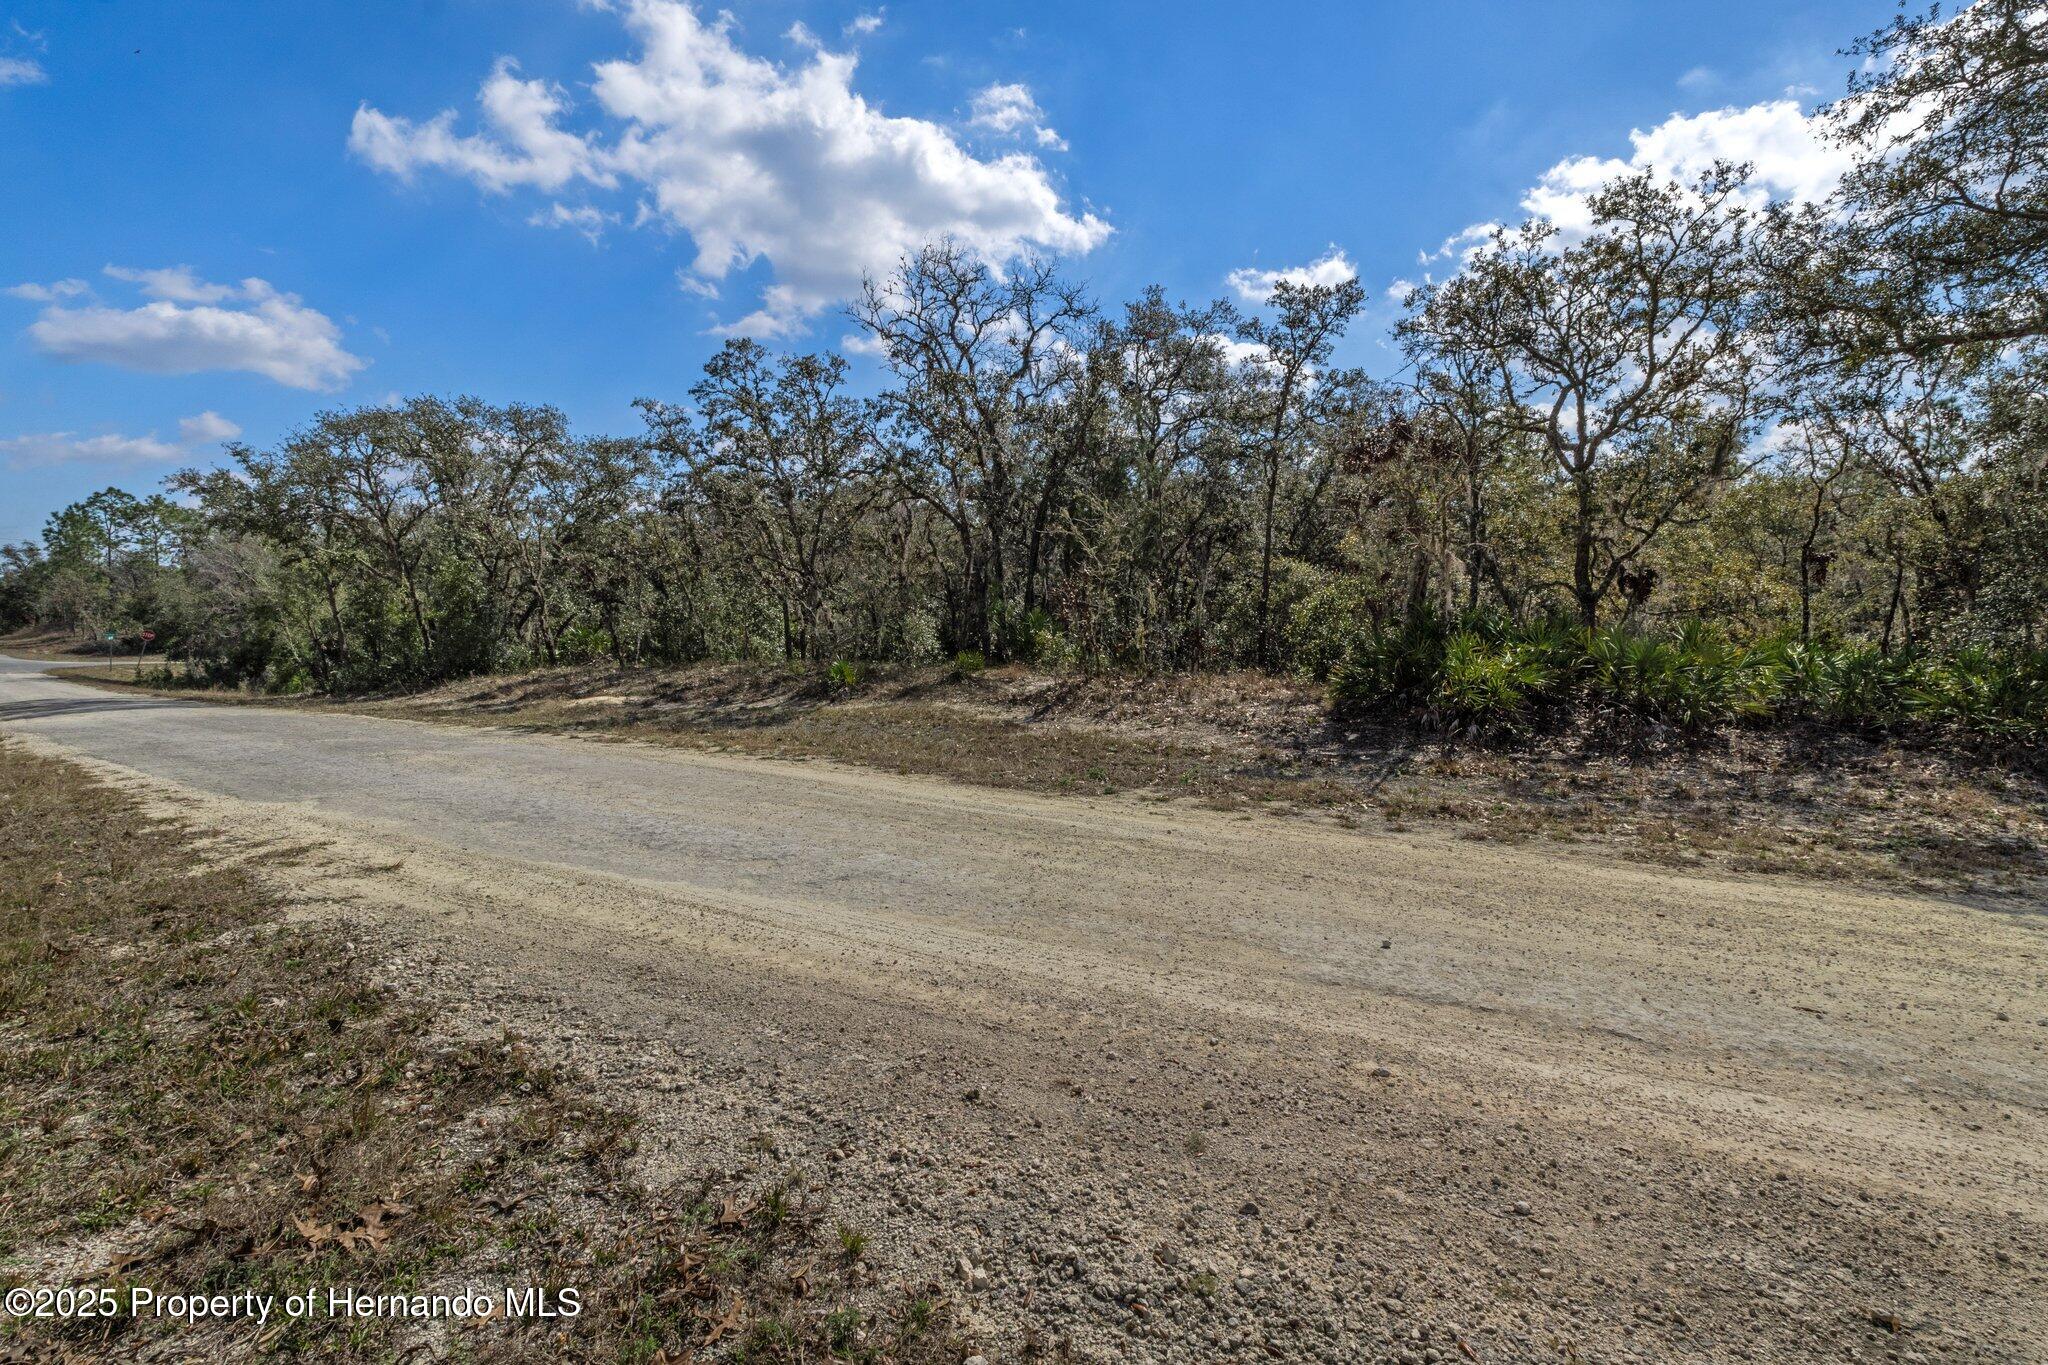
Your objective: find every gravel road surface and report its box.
[3,659,2042,1363]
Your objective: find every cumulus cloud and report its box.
[839,329,888,358]
[15,268,364,390]
[5,277,89,302]
[350,59,614,194]
[1390,88,1884,316]
[1519,99,1853,239]
[0,56,45,86]
[968,82,1066,150]
[178,410,242,444]
[1226,247,1358,304]
[0,431,183,469]
[846,11,885,37]
[1402,96,1861,296]
[1,409,238,471]
[675,269,720,299]
[1207,333,1275,369]
[349,0,1108,337]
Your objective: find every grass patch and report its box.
[0,739,962,1362]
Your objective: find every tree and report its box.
[1402,316,1531,613]
[1768,0,2048,363]
[642,340,886,660]
[1234,275,1367,663]
[1403,167,1762,625]
[1798,349,1993,646]
[411,396,575,672]
[851,240,1094,657]
[1773,406,1862,642]
[1086,289,1245,666]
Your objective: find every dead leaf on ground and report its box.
[696,1295,744,1345]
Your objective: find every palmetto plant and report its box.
[1913,648,2048,740]
[1434,629,1555,731]
[1330,611,2046,742]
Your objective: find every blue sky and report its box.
[0,0,1893,544]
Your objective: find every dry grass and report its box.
[0,740,962,1363]
[1369,727,2048,890]
[0,630,116,663]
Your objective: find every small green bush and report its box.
[950,649,987,678]
[1327,610,1451,708]
[1434,630,1554,730]
[556,623,611,666]
[826,659,864,690]
[1287,572,1381,681]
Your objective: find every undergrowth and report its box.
[1323,610,2048,744]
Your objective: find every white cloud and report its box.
[178,410,242,444]
[0,431,183,469]
[103,264,239,304]
[1407,96,1861,281]
[529,202,617,242]
[839,329,888,358]
[968,82,1066,151]
[846,12,885,37]
[1226,247,1358,304]
[19,270,364,390]
[5,277,89,302]
[350,0,1108,337]
[1518,99,1853,238]
[1419,222,1499,265]
[350,59,615,194]
[0,56,45,87]
[2,405,244,471]
[1206,333,1275,370]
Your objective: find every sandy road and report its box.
[3,659,2043,1363]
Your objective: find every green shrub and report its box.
[1027,620,1084,670]
[1287,572,1381,681]
[826,659,864,690]
[1434,630,1554,730]
[1328,609,1451,707]
[1914,648,2048,739]
[949,649,987,678]
[1326,613,2046,742]
[1581,621,1781,730]
[556,623,611,666]
[1804,644,1922,727]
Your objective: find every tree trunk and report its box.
[1256,456,1281,666]
[1571,470,1599,628]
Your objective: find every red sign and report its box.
[140,630,156,641]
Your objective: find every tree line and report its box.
[3,2,2043,730]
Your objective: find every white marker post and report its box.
[105,630,117,674]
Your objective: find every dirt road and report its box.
[3,660,2042,1363]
